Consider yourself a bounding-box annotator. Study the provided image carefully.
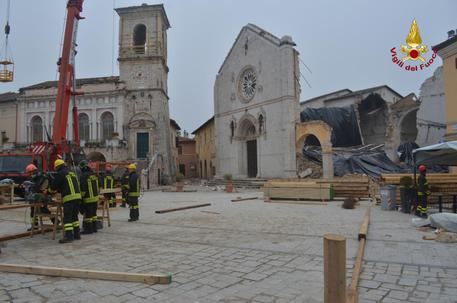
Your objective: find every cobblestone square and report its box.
[1,189,457,302]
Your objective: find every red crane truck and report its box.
[0,0,85,194]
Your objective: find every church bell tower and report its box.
[116,3,173,184]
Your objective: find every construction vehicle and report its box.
[0,0,85,194]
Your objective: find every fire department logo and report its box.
[391,19,437,71]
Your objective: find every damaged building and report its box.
[298,85,421,177]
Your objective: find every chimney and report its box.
[448,30,456,39]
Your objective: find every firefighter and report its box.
[101,164,116,208]
[120,167,129,208]
[25,164,51,231]
[50,159,82,243]
[417,165,431,218]
[127,163,140,222]
[79,161,100,234]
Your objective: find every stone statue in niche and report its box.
[258,114,264,134]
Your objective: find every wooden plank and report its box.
[155,203,211,214]
[231,197,258,202]
[347,238,366,303]
[264,182,328,188]
[324,234,346,303]
[265,200,327,206]
[0,203,32,211]
[263,187,331,200]
[100,188,121,194]
[0,263,171,284]
[358,209,370,241]
[0,231,33,242]
[347,207,371,303]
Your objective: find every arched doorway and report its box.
[296,121,333,179]
[237,117,258,178]
[87,151,106,163]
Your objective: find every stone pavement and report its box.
[0,189,456,303]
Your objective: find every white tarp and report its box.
[429,213,457,233]
[413,141,457,166]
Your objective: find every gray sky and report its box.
[0,0,455,133]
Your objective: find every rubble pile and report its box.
[296,153,323,179]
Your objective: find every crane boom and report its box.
[52,0,84,145]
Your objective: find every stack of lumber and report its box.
[262,181,333,201]
[318,176,371,199]
[380,173,457,203]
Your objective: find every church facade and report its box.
[214,24,300,179]
[6,4,175,185]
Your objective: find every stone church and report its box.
[214,24,300,178]
[2,4,175,185]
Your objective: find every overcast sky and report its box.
[0,0,455,133]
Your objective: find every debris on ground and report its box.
[436,232,457,243]
[296,153,323,179]
[341,198,357,209]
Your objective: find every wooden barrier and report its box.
[0,263,172,284]
[323,234,346,303]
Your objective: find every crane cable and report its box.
[111,0,116,75]
[3,0,11,61]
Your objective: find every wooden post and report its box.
[323,234,346,303]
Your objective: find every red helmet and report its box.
[25,164,38,173]
[105,164,112,172]
[419,165,426,172]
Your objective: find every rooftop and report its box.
[192,116,214,135]
[20,76,121,92]
[0,92,18,103]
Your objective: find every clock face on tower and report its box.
[238,67,257,102]
[131,66,147,85]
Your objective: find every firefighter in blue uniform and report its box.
[101,163,116,207]
[25,164,52,230]
[50,159,82,243]
[120,167,129,208]
[416,165,431,218]
[127,163,140,222]
[79,161,100,234]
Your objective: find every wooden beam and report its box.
[0,204,32,211]
[0,263,171,284]
[358,208,370,240]
[347,207,371,303]
[0,231,33,242]
[231,197,258,202]
[155,203,211,214]
[264,200,327,206]
[323,234,346,303]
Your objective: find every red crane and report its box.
[52,0,84,148]
[0,0,85,192]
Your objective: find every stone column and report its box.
[322,150,334,180]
